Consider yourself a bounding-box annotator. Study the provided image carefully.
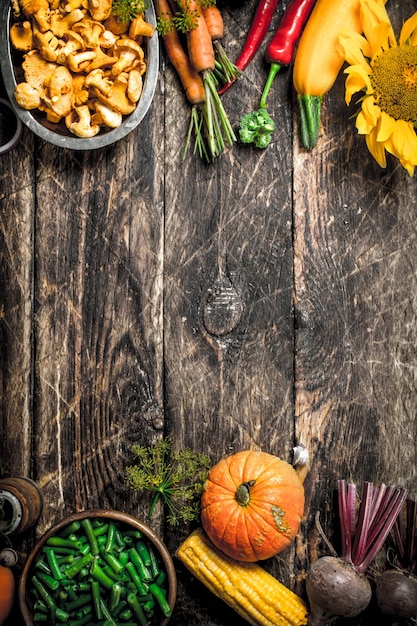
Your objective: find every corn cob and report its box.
[176,528,308,626]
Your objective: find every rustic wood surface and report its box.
[1,0,416,624]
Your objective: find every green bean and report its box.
[91,580,103,620]
[33,612,48,621]
[60,521,82,537]
[99,598,117,626]
[149,582,171,617]
[148,545,161,579]
[68,613,98,626]
[129,548,152,581]
[155,570,166,587]
[126,561,148,595]
[111,598,128,617]
[37,571,60,591]
[136,540,152,567]
[35,559,52,575]
[44,546,77,556]
[143,597,155,612]
[33,599,48,613]
[53,606,70,623]
[119,608,133,620]
[124,530,143,539]
[109,582,123,611]
[47,537,83,550]
[113,527,125,550]
[99,547,124,574]
[127,592,148,626]
[92,523,109,537]
[64,553,94,580]
[32,575,57,610]
[89,561,114,590]
[104,523,116,553]
[57,555,75,565]
[66,593,92,612]
[44,547,64,580]
[80,518,99,555]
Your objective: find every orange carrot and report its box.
[202,5,224,41]
[156,0,206,105]
[176,0,215,73]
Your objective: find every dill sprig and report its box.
[126,438,211,526]
[112,0,150,22]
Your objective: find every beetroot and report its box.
[376,569,417,619]
[306,480,408,626]
[306,556,372,625]
[375,498,417,620]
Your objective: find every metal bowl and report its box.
[0,4,159,150]
[18,509,176,626]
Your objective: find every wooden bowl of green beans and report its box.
[18,509,177,626]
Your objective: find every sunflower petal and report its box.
[360,95,381,128]
[360,0,396,53]
[376,110,396,142]
[365,127,387,168]
[344,64,372,103]
[386,120,417,175]
[339,30,372,66]
[399,11,417,45]
[356,110,374,135]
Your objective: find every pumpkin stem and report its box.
[235,480,256,506]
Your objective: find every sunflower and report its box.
[338,0,417,176]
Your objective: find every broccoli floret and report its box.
[238,108,275,149]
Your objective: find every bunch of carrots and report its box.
[156,0,239,161]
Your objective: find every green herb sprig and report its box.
[112,0,150,22]
[126,438,211,526]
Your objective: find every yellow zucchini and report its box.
[176,528,308,626]
[293,0,386,149]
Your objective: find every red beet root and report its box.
[306,556,372,625]
[376,569,417,619]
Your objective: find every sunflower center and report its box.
[370,45,417,122]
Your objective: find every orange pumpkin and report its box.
[0,564,15,625]
[200,450,305,562]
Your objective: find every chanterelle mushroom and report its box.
[87,0,112,22]
[21,50,57,93]
[84,68,113,96]
[33,28,60,62]
[9,21,33,52]
[91,101,122,128]
[56,31,85,65]
[129,15,155,40]
[19,0,51,32]
[14,81,42,109]
[50,9,85,38]
[111,38,144,76]
[127,69,143,103]
[65,104,100,137]
[93,73,136,115]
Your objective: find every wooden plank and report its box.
[293,0,417,599]
[29,94,165,536]
[162,1,298,622]
[0,111,35,478]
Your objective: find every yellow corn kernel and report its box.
[176,528,308,626]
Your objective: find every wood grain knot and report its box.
[201,282,244,337]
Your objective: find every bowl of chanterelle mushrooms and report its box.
[0,0,159,149]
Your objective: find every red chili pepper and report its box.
[218,0,280,95]
[259,0,316,108]
[238,0,317,149]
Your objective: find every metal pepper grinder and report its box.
[0,477,44,535]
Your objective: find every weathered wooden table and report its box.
[1,0,416,624]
